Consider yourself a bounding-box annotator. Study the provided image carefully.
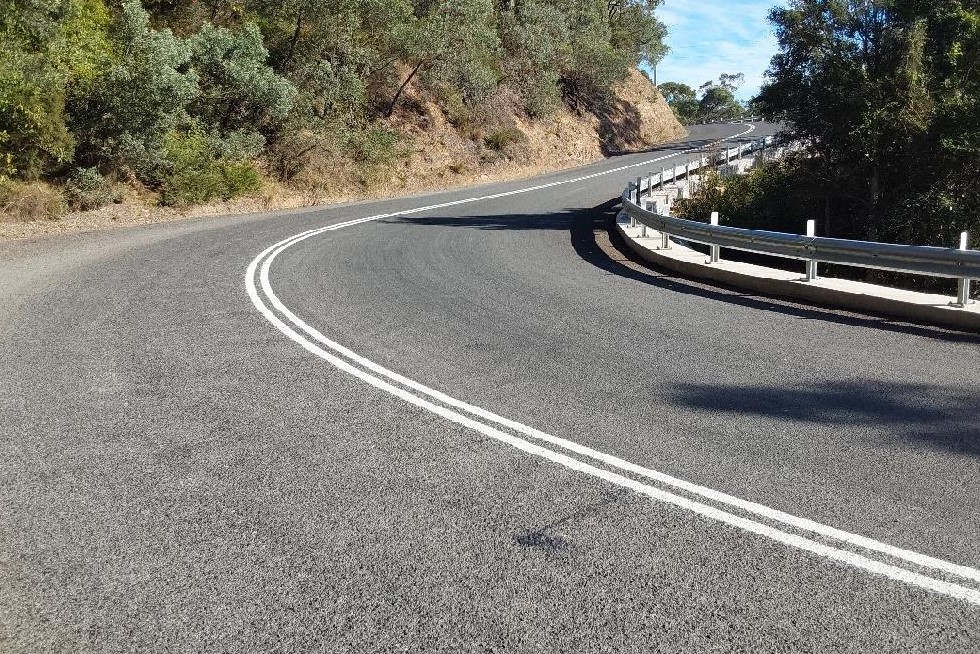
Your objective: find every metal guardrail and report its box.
[621,136,980,306]
[633,136,783,191]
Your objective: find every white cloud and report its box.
[651,0,783,102]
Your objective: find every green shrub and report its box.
[72,0,198,182]
[440,88,472,130]
[187,23,296,134]
[158,131,261,206]
[673,161,810,232]
[347,128,402,167]
[560,34,629,112]
[498,5,569,117]
[483,126,524,153]
[0,0,112,179]
[64,167,118,210]
[422,0,501,106]
[0,53,75,179]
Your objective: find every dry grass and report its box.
[0,181,66,223]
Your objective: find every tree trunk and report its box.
[870,163,880,213]
[385,60,428,118]
[823,195,831,236]
[282,10,305,71]
[866,160,882,282]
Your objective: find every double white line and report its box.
[245,134,980,607]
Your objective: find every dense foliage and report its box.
[660,73,747,124]
[754,0,980,249]
[0,0,668,208]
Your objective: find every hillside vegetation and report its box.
[678,0,979,268]
[0,0,681,226]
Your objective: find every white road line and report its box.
[245,125,980,606]
[248,255,980,606]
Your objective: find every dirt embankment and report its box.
[0,70,684,242]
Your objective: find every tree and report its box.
[660,73,745,123]
[0,0,112,178]
[421,0,502,106]
[1,0,677,203]
[71,0,198,179]
[498,3,571,116]
[658,81,698,123]
[698,85,742,122]
[755,0,969,242]
[187,22,296,138]
[718,72,745,93]
[607,0,669,67]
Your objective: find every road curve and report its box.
[2,123,979,652]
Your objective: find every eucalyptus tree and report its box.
[756,0,979,245]
[0,0,112,178]
[658,82,698,123]
[758,0,931,237]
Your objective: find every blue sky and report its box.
[651,0,782,102]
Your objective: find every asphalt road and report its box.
[2,123,979,652]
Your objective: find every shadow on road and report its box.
[674,380,980,457]
[383,202,980,345]
[386,206,980,456]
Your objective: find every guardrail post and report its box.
[661,167,666,188]
[709,212,720,263]
[629,182,637,227]
[956,231,972,306]
[806,220,818,281]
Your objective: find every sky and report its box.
[651,0,782,102]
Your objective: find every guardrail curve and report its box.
[620,135,980,307]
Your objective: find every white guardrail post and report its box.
[709,212,720,263]
[629,181,637,227]
[957,231,972,306]
[806,220,818,281]
[639,174,649,237]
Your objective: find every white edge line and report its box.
[259,227,980,586]
[245,123,980,606]
[260,239,980,585]
[247,255,980,606]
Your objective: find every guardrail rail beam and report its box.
[620,135,980,306]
